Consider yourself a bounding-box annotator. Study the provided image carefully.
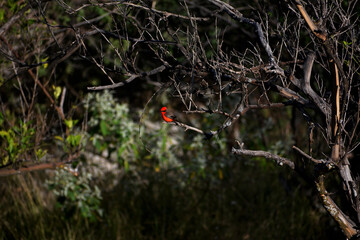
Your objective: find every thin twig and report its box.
[87,65,167,90]
[208,0,283,75]
[292,145,324,164]
[27,70,65,121]
[123,2,209,21]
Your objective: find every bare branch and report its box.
[166,121,215,138]
[87,65,167,90]
[316,175,357,239]
[292,0,326,41]
[290,53,330,116]
[123,2,209,22]
[232,147,295,169]
[27,69,65,121]
[0,5,31,36]
[208,0,278,67]
[0,152,80,177]
[292,145,325,164]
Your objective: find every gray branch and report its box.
[232,147,295,169]
[87,65,167,90]
[290,53,330,117]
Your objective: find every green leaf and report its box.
[68,191,76,201]
[124,160,129,172]
[117,144,127,158]
[53,86,62,100]
[94,139,102,152]
[0,9,5,23]
[122,39,130,52]
[2,156,9,166]
[27,19,35,25]
[54,135,64,142]
[36,149,47,159]
[64,119,79,130]
[0,74,4,87]
[161,133,167,152]
[100,120,108,136]
[8,0,17,13]
[41,56,49,69]
[131,143,139,159]
[8,138,14,153]
[0,130,9,138]
[66,134,81,147]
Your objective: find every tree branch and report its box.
[87,65,167,90]
[0,152,80,177]
[289,53,330,117]
[292,0,326,41]
[208,0,283,74]
[123,2,209,21]
[316,175,358,239]
[167,121,216,138]
[232,147,295,169]
[330,59,340,163]
[292,145,325,164]
[0,4,31,36]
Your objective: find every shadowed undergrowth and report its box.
[0,160,343,240]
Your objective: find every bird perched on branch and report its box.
[160,106,214,139]
[160,107,176,122]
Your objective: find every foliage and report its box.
[83,90,229,181]
[46,169,103,222]
[0,115,44,167]
[0,164,343,240]
[54,118,84,154]
[84,90,138,170]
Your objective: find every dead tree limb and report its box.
[232,147,295,169]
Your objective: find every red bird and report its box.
[161,107,175,122]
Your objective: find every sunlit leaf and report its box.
[54,135,64,142]
[53,86,62,100]
[64,119,79,130]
